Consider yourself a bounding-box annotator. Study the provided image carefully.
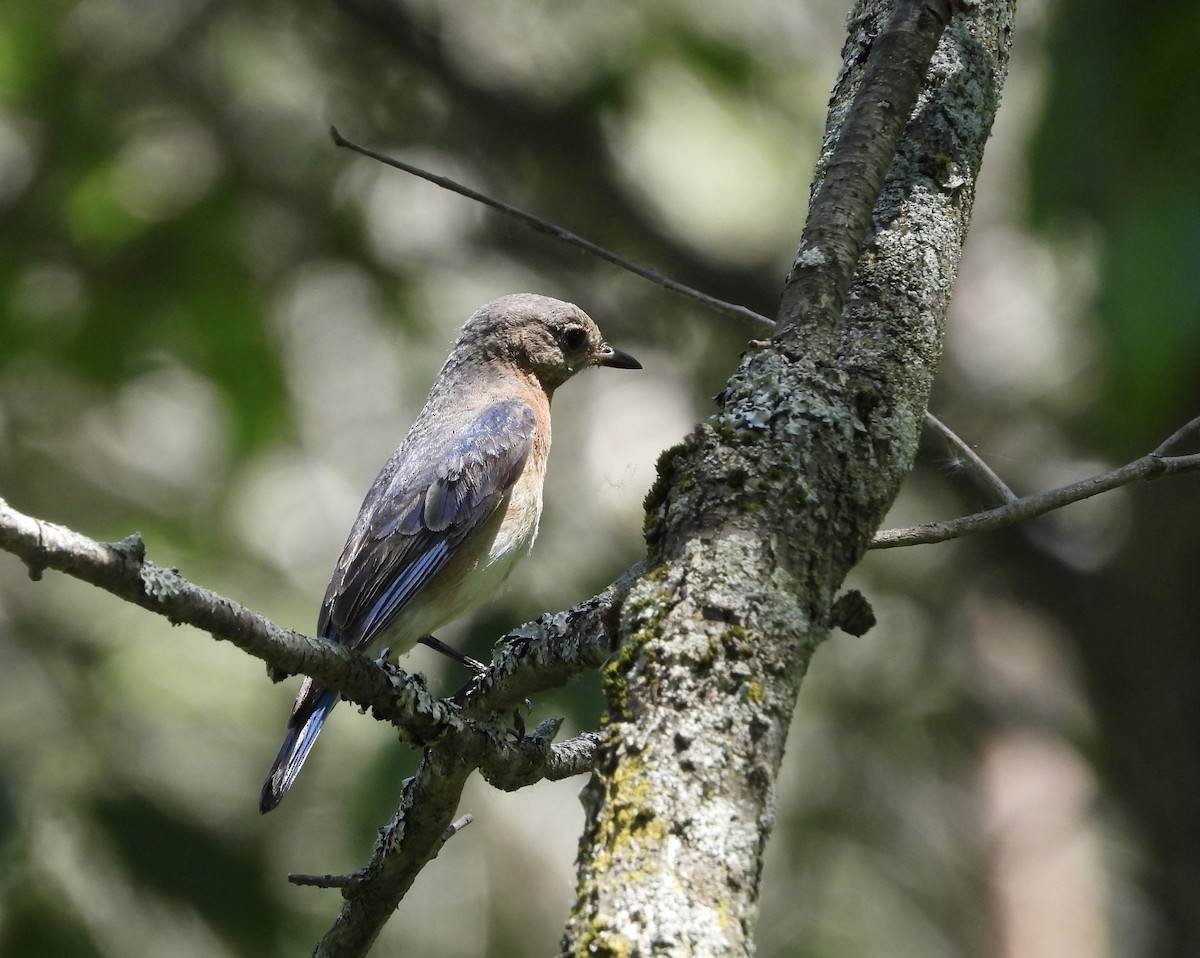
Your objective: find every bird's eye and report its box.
[561,325,588,351]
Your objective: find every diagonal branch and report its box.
[313,750,476,958]
[330,126,772,329]
[0,495,624,780]
[923,412,1018,506]
[331,125,1015,515]
[311,725,605,957]
[312,568,640,954]
[775,0,961,352]
[872,445,1200,548]
[0,495,634,957]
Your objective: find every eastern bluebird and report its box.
[260,293,640,812]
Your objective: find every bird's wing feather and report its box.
[318,399,537,652]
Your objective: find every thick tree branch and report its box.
[0,495,636,957]
[776,0,960,355]
[563,1,1009,955]
[0,493,624,765]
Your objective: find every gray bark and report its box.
[561,2,1016,955]
[0,2,1019,953]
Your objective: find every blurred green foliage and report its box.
[0,0,1198,956]
[1030,1,1200,447]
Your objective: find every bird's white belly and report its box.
[460,487,540,610]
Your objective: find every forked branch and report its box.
[873,417,1200,548]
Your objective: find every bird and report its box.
[259,293,641,812]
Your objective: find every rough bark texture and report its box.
[561,3,1015,955]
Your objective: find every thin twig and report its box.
[330,129,1018,508]
[872,448,1200,548]
[329,126,773,329]
[1153,413,1200,456]
[328,118,1132,557]
[923,412,1018,505]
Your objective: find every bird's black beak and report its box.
[597,345,642,370]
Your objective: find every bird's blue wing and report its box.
[353,540,449,645]
[259,400,536,812]
[318,398,537,652]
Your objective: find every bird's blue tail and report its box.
[259,684,339,813]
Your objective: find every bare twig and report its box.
[331,132,1017,522]
[333,120,1017,515]
[330,126,772,329]
[429,813,474,862]
[872,447,1200,548]
[1153,413,1200,456]
[923,412,1018,506]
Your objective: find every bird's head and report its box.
[462,293,641,392]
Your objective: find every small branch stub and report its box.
[289,872,358,889]
[831,589,876,636]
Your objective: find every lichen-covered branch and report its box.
[313,728,605,955]
[560,2,1015,956]
[777,0,960,355]
[0,496,382,694]
[0,494,631,958]
[312,572,639,957]
[313,750,476,958]
[0,496,624,750]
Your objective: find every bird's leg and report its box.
[418,634,487,674]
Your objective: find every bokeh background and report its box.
[1,0,1198,955]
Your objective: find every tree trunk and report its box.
[561,2,1016,954]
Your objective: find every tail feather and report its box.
[260,685,339,813]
